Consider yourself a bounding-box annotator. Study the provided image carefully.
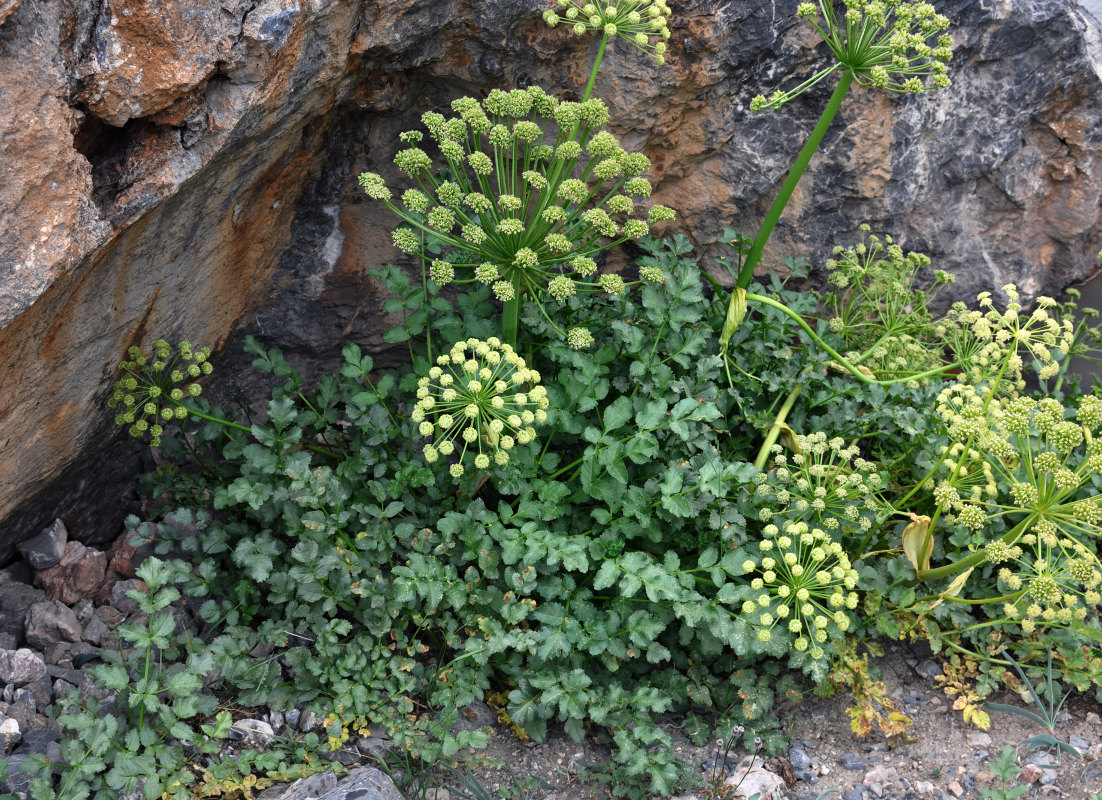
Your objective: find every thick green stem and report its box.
[719,70,855,354]
[753,384,804,469]
[912,516,1033,584]
[582,34,609,102]
[503,292,521,348]
[736,70,855,289]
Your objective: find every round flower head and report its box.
[413,339,548,476]
[752,0,952,111]
[996,531,1102,632]
[356,84,674,344]
[739,519,858,663]
[753,433,881,533]
[108,339,211,447]
[544,0,672,64]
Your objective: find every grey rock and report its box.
[284,707,301,730]
[0,650,46,686]
[320,747,361,767]
[267,709,284,732]
[966,731,992,747]
[41,642,70,666]
[914,660,943,680]
[17,519,67,571]
[72,598,94,626]
[317,767,402,800]
[23,677,50,711]
[81,615,111,647]
[12,728,57,755]
[788,745,812,770]
[793,768,817,783]
[256,770,340,800]
[356,734,395,757]
[1069,734,1090,751]
[841,753,868,771]
[45,664,87,685]
[94,605,124,626]
[448,699,494,733]
[973,748,989,763]
[1,751,33,796]
[51,678,77,701]
[843,790,864,800]
[108,580,146,616]
[298,709,317,732]
[6,689,34,732]
[0,612,24,646]
[0,584,45,614]
[23,602,81,650]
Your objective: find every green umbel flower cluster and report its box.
[752,0,952,110]
[823,225,955,380]
[934,392,1102,542]
[988,530,1102,635]
[739,520,860,659]
[942,286,1074,389]
[358,86,672,335]
[543,0,672,64]
[412,338,549,477]
[753,432,882,533]
[108,339,211,447]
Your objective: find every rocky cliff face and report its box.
[1,0,1101,557]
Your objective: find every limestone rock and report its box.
[1,0,1101,555]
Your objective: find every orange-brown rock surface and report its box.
[1,0,1101,555]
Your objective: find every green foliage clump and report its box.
[82,1,1102,796]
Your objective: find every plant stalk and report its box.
[753,384,804,469]
[720,69,855,353]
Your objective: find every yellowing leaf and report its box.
[777,423,802,455]
[927,566,974,612]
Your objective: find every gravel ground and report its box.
[425,641,1102,800]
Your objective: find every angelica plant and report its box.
[822,225,956,380]
[543,0,672,68]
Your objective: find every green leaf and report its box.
[635,399,667,430]
[602,396,633,432]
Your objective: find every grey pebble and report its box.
[1069,734,1090,751]
[320,747,360,767]
[793,768,817,783]
[255,770,339,800]
[843,790,864,800]
[841,753,867,771]
[788,746,812,770]
[914,660,942,680]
